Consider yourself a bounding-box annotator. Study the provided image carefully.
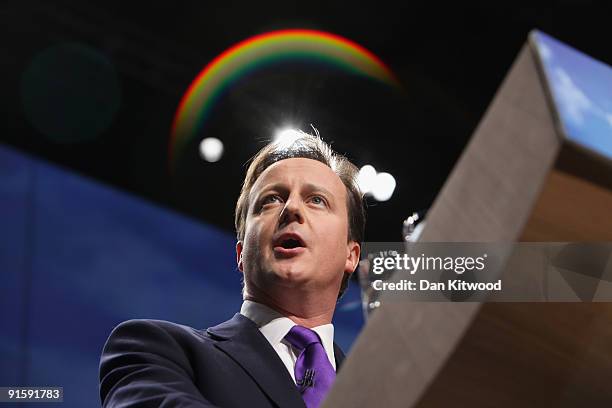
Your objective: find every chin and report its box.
[270,264,312,285]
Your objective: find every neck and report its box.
[244,285,337,328]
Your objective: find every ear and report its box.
[236,241,244,273]
[344,241,361,275]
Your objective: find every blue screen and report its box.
[532,30,612,161]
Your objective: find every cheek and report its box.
[243,218,270,254]
[321,218,350,252]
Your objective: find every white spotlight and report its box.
[199,137,224,162]
[371,172,396,202]
[357,165,377,195]
[274,128,303,147]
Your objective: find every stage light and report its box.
[357,165,377,194]
[199,137,224,162]
[371,172,396,202]
[274,128,303,147]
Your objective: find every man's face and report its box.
[236,158,360,299]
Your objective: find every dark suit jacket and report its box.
[99,313,345,407]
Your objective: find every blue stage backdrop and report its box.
[0,144,364,407]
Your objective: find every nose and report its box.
[278,196,304,227]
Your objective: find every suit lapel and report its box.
[333,342,346,370]
[207,314,305,408]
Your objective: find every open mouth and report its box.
[279,238,303,249]
[273,234,306,255]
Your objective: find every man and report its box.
[99,131,364,407]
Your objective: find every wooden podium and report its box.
[324,32,612,407]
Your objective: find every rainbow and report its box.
[169,29,400,166]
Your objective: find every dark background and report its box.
[2,0,610,241]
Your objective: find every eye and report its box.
[310,195,327,206]
[262,194,282,206]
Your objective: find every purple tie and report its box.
[284,325,336,408]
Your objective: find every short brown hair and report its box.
[235,131,365,298]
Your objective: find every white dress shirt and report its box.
[239,300,336,384]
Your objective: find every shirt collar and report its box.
[240,300,336,364]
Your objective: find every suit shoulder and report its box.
[103,318,215,353]
[111,318,203,336]
[99,319,220,407]
[100,319,213,381]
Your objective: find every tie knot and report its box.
[284,325,321,351]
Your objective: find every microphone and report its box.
[297,369,316,388]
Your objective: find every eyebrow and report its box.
[302,183,335,200]
[254,182,336,201]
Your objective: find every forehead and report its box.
[251,158,347,198]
